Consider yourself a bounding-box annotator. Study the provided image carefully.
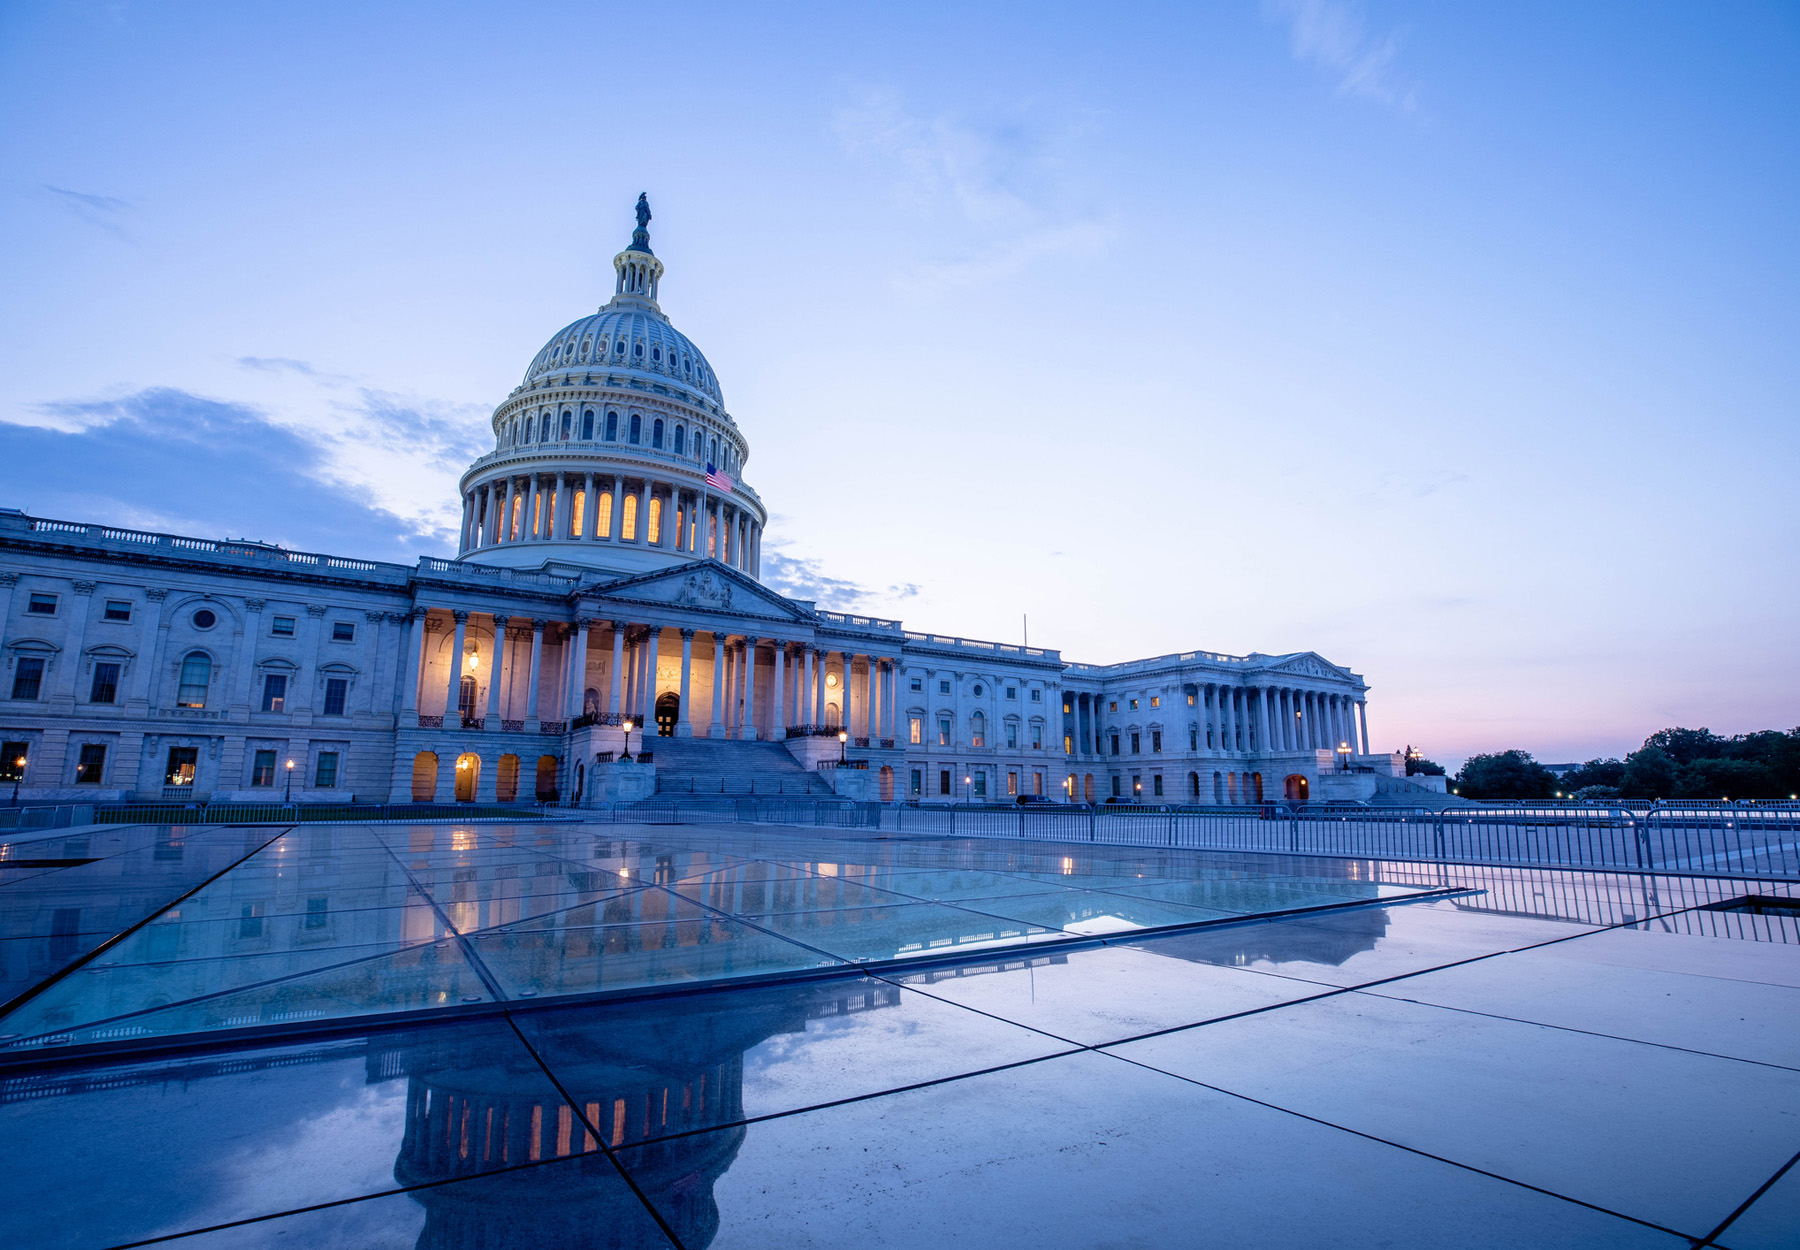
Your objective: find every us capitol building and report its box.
[0,198,1394,809]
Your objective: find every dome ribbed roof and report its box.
[523,305,723,408]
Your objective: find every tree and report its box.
[1402,745,1446,777]
[1454,750,1559,801]
[1619,746,1678,799]
[1560,758,1624,790]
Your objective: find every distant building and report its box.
[0,202,1386,807]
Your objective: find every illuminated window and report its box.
[1187,693,1196,705]
[1129,698,1139,711]
[261,674,287,712]
[1150,696,1160,708]
[1109,701,1118,713]
[1008,772,1019,796]
[622,494,639,540]
[970,712,985,748]
[909,716,922,745]
[571,491,586,537]
[596,491,613,538]
[1064,734,1073,754]
[176,652,211,708]
[647,497,662,544]
[938,717,951,746]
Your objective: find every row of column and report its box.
[1071,685,1370,758]
[458,472,761,575]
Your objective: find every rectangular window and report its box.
[11,657,45,700]
[1110,734,1120,756]
[938,717,951,747]
[1034,772,1044,796]
[939,769,951,796]
[1190,729,1199,751]
[305,897,329,929]
[972,772,986,797]
[1112,775,1122,798]
[938,680,950,695]
[322,678,348,716]
[1063,733,1072,754]
[909,768,922,796]
[89,662,120,704]
[26,593,56,615]
[1131,733,1142,754]
[315,752,340,788]
[165,746,197,788]
[1153,774,1164,796]
[1005,687,1017,701]
[1030,689,1041,702]
[252,750,276,786]
[1109,701,1118,713]
[1034,725,1043,749]
[103,600,132,621]
[1006,723,1018,748]
[271,616,295,637]
[909,716,922,745]
[1187,693,1197,706]
[1151,696,1160,708]
[330,621,355,642]
[0,743,27,781]
[261,674,287,712]
[239,902,265,940]
[909,677,922,692]
[1129,698,1139,711]
[1007,771,1018,796]
[1152,730,1163,753]
[73,743,105,784]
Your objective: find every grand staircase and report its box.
[644,736,835,796]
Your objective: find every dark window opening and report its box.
[74,743,105,784]
[89,662,120,704]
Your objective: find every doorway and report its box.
[655,692,680,737]
[454,753,480,803]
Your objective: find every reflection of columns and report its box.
[525,619,545,728]
[677,629,695,737]
[486,615,509,727]
[609,622,626,716]
[770,641,786,738]
[709,632,726,737]
[741,637,759,740]
[644,627,661,730]
[445,611,469,723]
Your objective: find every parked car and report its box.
[1015,794,1055,806]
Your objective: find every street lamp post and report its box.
[838,730,848,764]
[1337,742,1352,772]
[620,720,634,762]
[963,774,971,804]
[284,758,296,803]
[9,753,25,806]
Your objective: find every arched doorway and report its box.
[1212,771,1225,804]
[1084,774,1095,802]
[411,752,439,802]
[535,755,559,801]
[1189,771,1200,799]
[879,764,894,801]
[824,701,840,727]
[655,691,679,737]
[1285,774,1309,801]
[1250,772,1264,804]
[496,754,520,803]
[454,753,480,803]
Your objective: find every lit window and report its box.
[271,617,295,637]
[261,674,287,712]
[1034,724,1043,749]
[74,743,105,784]
[0,745,25,782]
[323,678,348,716]
[331,622,355,642]
[1129,698,1139,711]
[1186,693,1196,706]
[596,492,614,538]
[103,600,131,621]
[1150,696,1160,708]
[647,497,663,544]
[1008,772,1019,796]
[1109,701,1118,713]
[11,657,44,700]
[1064,734,1073,754]
[252,750,276,786]
[89,662,120,704]
[971,712,985,748]
[938,717,951,746]
[909,716,922,745]
[176,652,211,708]
[26,593,56,615]
[622,494,639,540]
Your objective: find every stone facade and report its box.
[0,202,1379,807]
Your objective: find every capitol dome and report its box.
[452,194,767,584]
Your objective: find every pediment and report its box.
[591,561,803,623]
[1255,652,1347,681]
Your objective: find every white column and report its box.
[801,647,814,728]
[638,479,652,545]
[678,628,695,737]
[233,597,265,709]
[814,649,827,724]
[444,610,468,723]
[525,619,544,727]
[52,581,95,706]
[609,476,625,542]
[566,618,590,717]
[842,652,856,742]
[709,632,726,737]
[399,609,425,717]
[486,615,508,727]
[771,641,786,738]
[609,622,626,715]
[644,627,661,730]
[741,637,759,740]
[1358,699,1371,755]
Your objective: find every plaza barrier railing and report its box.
[54,801,573,826]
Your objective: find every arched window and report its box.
[622,494,639,541]
[633,342,644,358]
[176,651,211,708]
[647,497,663,543]
[971,711,986,748]
[614,340,625,356]
[540,413,553,441]
[596,491,613,538]
[652,345,662,363]
[605,411,619,440]
[581,409,594,439]
[560,411,572,440]
[629,414,641,445]
[652,418,664,449]
[673,424,685,454]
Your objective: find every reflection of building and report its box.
[0,197,1383,811]
[388,980,901,1250]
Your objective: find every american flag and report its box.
[705,463,734,492]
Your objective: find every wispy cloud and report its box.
[41,184,135,239]
[836,91,1112,294]
[237,356,324,377]
[1263,0,1417,109]
[761,540,921,611]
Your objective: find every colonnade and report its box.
[456,471,761,576]
[1069,684,1369,758]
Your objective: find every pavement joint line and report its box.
[1696,1144,1800,1248]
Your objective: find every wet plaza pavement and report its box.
[2,820,1798,1248]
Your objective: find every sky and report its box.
[0,1,1795,767]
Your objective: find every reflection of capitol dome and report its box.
[453,193,766,581]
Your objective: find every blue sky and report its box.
[0,1,1794,766]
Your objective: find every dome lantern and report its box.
[613,192,665,304]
